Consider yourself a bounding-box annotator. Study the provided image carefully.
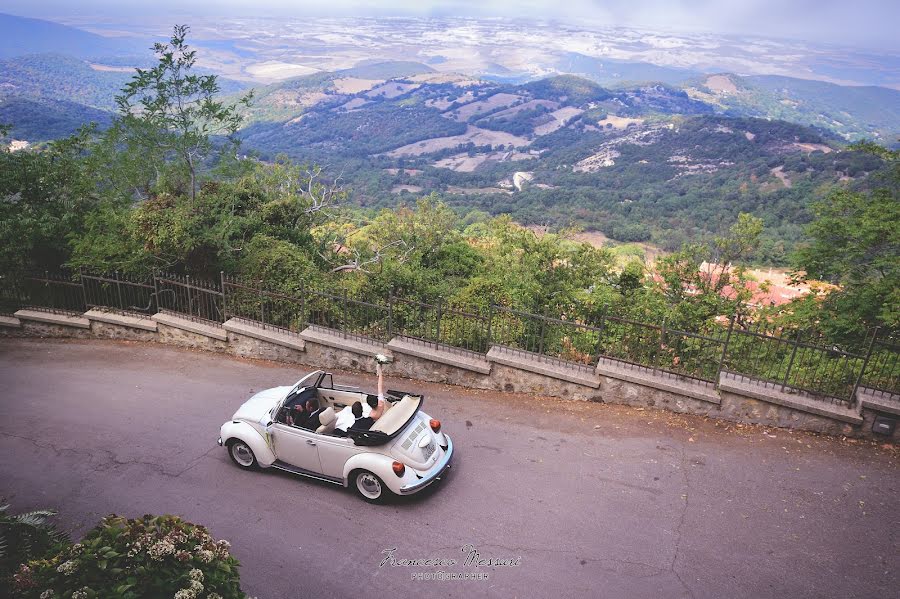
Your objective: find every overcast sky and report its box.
[5,0,898,50]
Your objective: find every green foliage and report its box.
[113,25,253,201]
[792,145,899,337]
[0,504,69,589]
[11,514,245,599]
[67,157,338,278]
[0,127,100,273]
[653,213,764,328]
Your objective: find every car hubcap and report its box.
[357,473,382,499]
[232,443,254,467]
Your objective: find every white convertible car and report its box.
[218,370,453,502]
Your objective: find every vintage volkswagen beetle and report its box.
[218,370,453,502]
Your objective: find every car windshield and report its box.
[271,371,323,418]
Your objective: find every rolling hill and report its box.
[0,53,249,142]
[0,12,146,60]
[684,73,900,143]
[229,69,889,264]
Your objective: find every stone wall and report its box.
[717,390,856,436]
[388,352,495,391]
[155,322,229,353]
[226,330,306,364]
[90,320,158,343]
[4,310,898,441]
[491,362,603,401]
[598,374,718,416]
[13,321,95,340]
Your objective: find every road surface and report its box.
[1,339,897,598]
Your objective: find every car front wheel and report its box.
[228,440,257,470]
[353,470,391,503]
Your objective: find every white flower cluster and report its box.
[40,590,54,599]
[55,560,77,575]
[207,594,223,599]
[71,543,84,555]
[189,569,204,582]
[197,549,215,563]
[148,539,176,561]
[173,578,205,599]
[72,587,90,599]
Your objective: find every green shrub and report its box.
[1,504,70,590]
[12,514,245,599]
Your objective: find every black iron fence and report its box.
[597,314,729,386]
[154,273,224,326]
[861,335,899,398]
[491,305,603,368]
[81,271,156,317]
[3,269,898,405]
[23,272,85,315]
[722,323,868,406]
[223,276,305,334]
[391,297,490,354]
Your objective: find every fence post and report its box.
[220,272,227,321]
[436,297,442,344]
[716,312,737,387]
[46,270,54,312]
[781,329,802,391]
[387,295,394,339]
[299,278,306,329]
[486,303,494,351]
[538,305,548,355]
[594,303,608,361]
[79,267,88,312]
[659,317,667,350]
[342,289,349,338]
[850,327,879,405]
[115,271,124,312]
[152,271,160,314]
[259,280,265,329]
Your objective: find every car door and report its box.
[271,423,324,474]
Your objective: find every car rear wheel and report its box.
[353,470,390,503]
[228,440,257,469]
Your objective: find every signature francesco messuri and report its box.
[380,545,523,568]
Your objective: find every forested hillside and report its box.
[229,69,888,263]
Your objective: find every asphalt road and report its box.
[1,338,897,599]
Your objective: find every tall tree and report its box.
[114,24,252,202]
[792,144,899,338]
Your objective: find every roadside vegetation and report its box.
[1,505,247,598]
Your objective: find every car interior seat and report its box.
[315,407,337,435]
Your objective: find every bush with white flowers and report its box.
[11,515,246,598]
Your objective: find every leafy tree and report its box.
[792,144,899,338]
[113,25,252,202]
[0,126,97,273]
[654,213,764,329]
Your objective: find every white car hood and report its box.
[232,386,292,423]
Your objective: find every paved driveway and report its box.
[1,339,897,598]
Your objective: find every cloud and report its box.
[3,0,898,49]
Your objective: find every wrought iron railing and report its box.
[4,269,898,406]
